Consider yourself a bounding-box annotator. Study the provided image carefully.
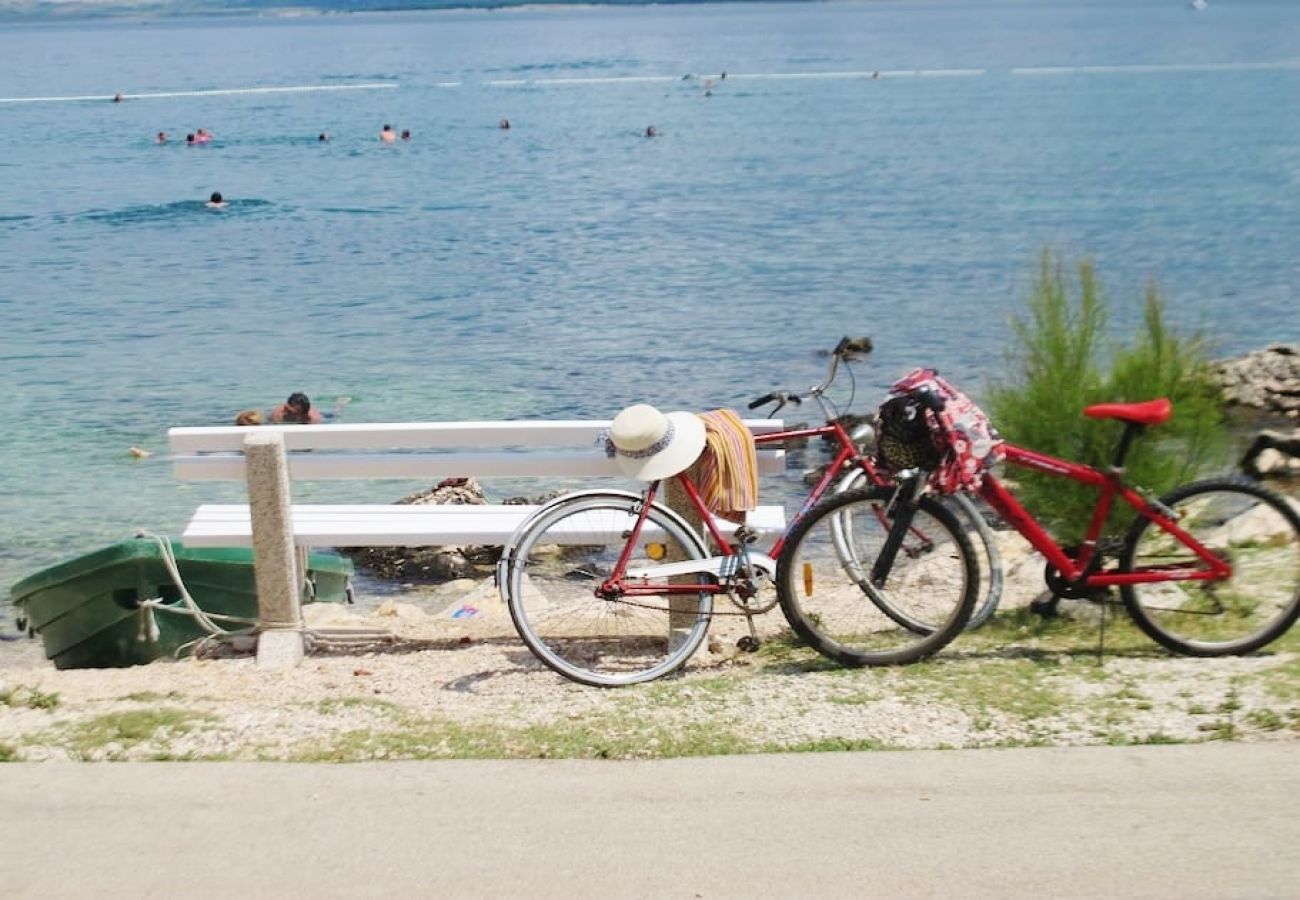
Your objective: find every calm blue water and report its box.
[2,0,1299,634]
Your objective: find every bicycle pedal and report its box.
[1029,594,1061,618]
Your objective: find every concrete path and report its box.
[2,743,1296,898]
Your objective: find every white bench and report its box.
[168,420,789,551]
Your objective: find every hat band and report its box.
[601,420,676,461]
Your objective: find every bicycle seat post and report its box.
[1110,422,1144,474]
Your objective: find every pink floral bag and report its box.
[876,368,1005,494]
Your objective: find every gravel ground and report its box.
[2,534,1297,761]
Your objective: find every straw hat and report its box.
[603,404,706,481]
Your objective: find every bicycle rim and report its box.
[1121,479,1300,656]
[778,487,977,666]
[506,495,714,686]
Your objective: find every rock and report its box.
[1213,344,1300,418]
[340,478,489,582]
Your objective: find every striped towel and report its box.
[688,409,759,523]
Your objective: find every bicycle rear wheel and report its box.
[777,486,977,666]
[504,492,714,687]
[835,468,1002,629]
[1121,478,1300,656]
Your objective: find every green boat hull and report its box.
[9,539,353,669]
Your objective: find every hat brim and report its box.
[613,411,707,482]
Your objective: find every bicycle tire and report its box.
[777,486,978,666]
[1120,477,1300,656]
[835,468,1003,629]
[504,492,714,686]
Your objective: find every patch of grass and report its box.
[1244,709,1286,732]
[1,685,60,710]
[772,737,894,753]
[1259,655,1300,704]
[1217,690,1243,714]
[956,607,1156,659]
[119,691,183,703]
[0,742,17,762]
[644,675,742,707]
[827,691,884,706]
[314,697,406,718]
[889,657,1069,722]
[1198,720,1238,741]
[60,708,216,758]
[290,711,755,762]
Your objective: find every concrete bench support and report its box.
[243,432,304,668]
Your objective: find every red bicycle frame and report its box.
[978,443,1231,587]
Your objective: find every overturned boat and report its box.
[9,537,353,669]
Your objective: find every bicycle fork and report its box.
[871,476,926,588]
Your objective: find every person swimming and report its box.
[318,132,329,142]
[195,128,212,144]
[270,392,324,424]
[155,131,167,144]
[400,129,411,141]
[645,125,658,138]
[380,124,396,143]
[186,133,196,145]
[499,118,511,130]
[205,191,227,209]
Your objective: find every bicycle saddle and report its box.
[1082,397,1172,426]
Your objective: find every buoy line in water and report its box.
[0,82,399,105]
[486,59,1300,86]
[4,58,1297,104]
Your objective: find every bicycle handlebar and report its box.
[748,335,872,414]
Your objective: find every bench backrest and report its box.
[168,420,787,481]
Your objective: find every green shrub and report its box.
[987,250,1226,543]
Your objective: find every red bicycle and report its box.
[499,337,983,686]
[861,378,1300,659]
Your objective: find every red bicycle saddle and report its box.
[1082,397,1172,426]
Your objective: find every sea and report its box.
[2,0,1298,647]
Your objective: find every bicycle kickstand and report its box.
[731,525,763,653]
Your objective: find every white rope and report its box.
[135,531,258,640]
[133,531,389,657]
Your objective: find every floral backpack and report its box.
[875,368,1005,493]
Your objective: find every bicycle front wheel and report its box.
[835,467,1002,629]
[777,486,977,666]
[1121,478,1300,656]
[505,493,714,687]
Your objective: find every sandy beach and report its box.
[3,532,1297,762]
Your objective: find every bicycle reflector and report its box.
[802,561,814,596]
[645,542,667,561]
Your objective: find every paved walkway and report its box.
[2,743,1297,898]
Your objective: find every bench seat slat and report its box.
[181,503,788,548]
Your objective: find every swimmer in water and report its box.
[380,124,396,143]
[113,92,124,103]
[205,191,227,209]
[318,132,329,142]
[400,129,411,141]
[195,128,212,144]
[645,125,658,138]
[186,133,196,145]
[499,118,511,130]
[156,131,167,144]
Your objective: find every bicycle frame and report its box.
[597,418,878,600]
[978,443,1232,587]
